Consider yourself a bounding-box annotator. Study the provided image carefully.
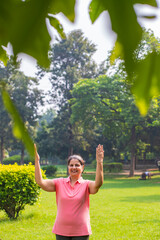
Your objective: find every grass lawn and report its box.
[1,174,160,240]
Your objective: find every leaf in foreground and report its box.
[1,87,34,158]
[132,51,160,116]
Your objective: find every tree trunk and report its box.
[143,151,146,165]
[68,145,73,157]
[20,146,24,165]
[129,125,136,177]
[68,105,74,157]
[0,136,4,164]
[135,155,138,170]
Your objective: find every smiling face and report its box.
[68,158,84,178]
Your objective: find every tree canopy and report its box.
[71,75,160,175]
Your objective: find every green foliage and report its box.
[3,155,34,165]
[0,163,46,219]
[132,51,160,115]
[0,59,43,161]
[71,74,160,174]
[0,0,159,164]
[89,0,159,114]
[90,0,143,73]
[0,0,74,67]
[36,30,102,159]
[1,87,35,158]
[41,165,57,176]
[103,162,123,173]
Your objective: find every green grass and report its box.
[1,174,160,239]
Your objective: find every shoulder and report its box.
[80,178,92,188]
[53,177,69,185]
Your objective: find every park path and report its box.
[85,168,160,176]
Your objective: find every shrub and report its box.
[0,163,46,219]
[3,155,34,165]
[103,162,123,173]
[41,165,57,176]
[3,155,21,165]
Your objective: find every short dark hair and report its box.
[67,155,85,166]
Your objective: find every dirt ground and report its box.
[117,168,160,176]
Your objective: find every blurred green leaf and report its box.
[132,51,160,116]
[89,0,158,116]
[1,87,34,158]
[89,0,144,74]
[0,0,76,67]
[48,15,66,39]
[49,0,76,22]
[133,0,157,6]
[89,0,106,23]
[139,15,157,19]
[0,46,9,66]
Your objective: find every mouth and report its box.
[70,170,78,174]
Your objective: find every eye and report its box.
[75,164,81,167]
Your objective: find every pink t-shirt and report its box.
[52,177,92,236]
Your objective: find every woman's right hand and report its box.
[34,144,40,162]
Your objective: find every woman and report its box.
[34,144,104,240]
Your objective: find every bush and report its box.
[0,163,46,219]
[41,165,57,176]
[3,155,21,165]
[3,155,34,165]
[103,162,123,173]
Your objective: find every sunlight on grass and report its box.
[1,175,160,239]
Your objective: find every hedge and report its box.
[3,155,34,165]
[0,163,46,219]
[41,165,57,176]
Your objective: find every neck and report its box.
[70,175,81,183]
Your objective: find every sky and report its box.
[19,0,160,93]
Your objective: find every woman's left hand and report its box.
[96,144,104,163]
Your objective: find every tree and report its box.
[0,58,20,163]
[108,28,160,114]
[37,30,103,157]
[46,30,101,105]
[36,109,56,163]
[0,58,44,163]
[11,71,44,164]
[38,108,56,128]
[71,75,160,176]
[0,97,11,163]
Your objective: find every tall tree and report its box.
[37,30,104,157]
[11,71,44,164]
[48,30,101,106]
[0,58,20,163]
[0,58,44,163]
[0,96,11,163]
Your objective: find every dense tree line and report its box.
[35,30,160,176]
[0,58,43,164]
[1,29,160,177]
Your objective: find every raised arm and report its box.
[34,144,55,192]
[89,144,104,194]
